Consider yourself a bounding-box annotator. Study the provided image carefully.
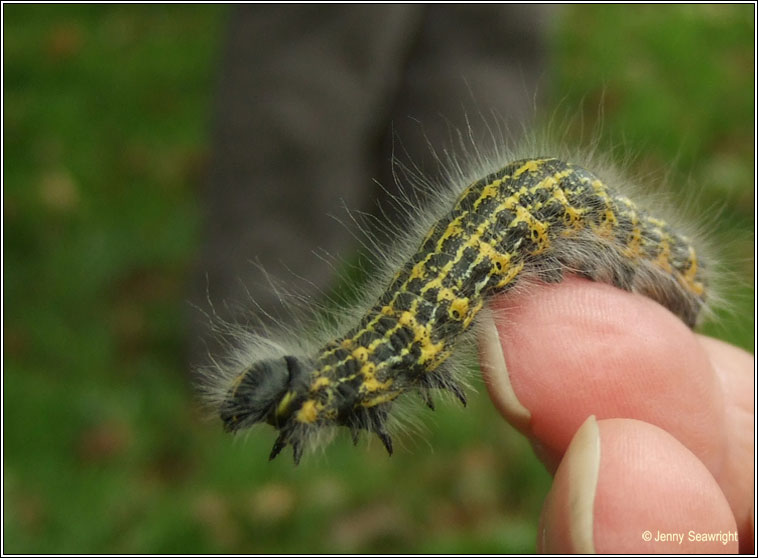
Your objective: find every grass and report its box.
[3,4,753,554]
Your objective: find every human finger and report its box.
[478,276,727,479]
[538,416,739,553]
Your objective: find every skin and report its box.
[479,275,754,554]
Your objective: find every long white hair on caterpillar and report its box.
[196,110,721,465]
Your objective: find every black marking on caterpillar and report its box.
[207,157,710,464]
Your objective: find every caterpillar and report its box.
[202,153,710,464]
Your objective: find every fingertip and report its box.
[538,415,600,553]
[592,419,738,553]
[697,334,755,552]
[697,334,754,373]
[479,309,531,434]
[483,276,727,477]
[541,418,739,553]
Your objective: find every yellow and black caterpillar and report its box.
[211,157,708,464]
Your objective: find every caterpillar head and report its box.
[219,355,310,433]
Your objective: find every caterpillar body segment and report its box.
[216,157,709,463]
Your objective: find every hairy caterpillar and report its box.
[202,152,710,464]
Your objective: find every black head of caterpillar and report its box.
[209,157,711,464]
[219,351,408,464]
[220,355,310,434]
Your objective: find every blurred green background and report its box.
[3,4,753,554]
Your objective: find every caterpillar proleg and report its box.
[200,139,712,465]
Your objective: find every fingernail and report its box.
[539,415,601,553]
[478,310,531,434]
[566,415,600,553]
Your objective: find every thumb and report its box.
[539,416,739,553]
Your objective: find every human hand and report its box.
[478,275,754,553]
